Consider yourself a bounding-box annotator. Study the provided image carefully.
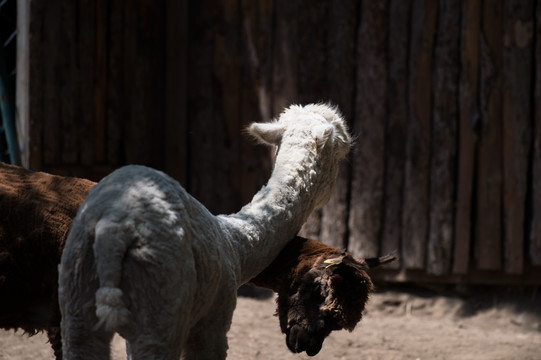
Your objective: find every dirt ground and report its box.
[1,284,540,360]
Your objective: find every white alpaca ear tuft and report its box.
[248,122,285,145]
[312,124,333,150]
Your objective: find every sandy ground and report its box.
[1,284,540,360]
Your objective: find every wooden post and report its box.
[502,0,533,274]
[401,0,437,269]
[453,0,481,274]
[531,0,541,266]
[187,0,218,212]
[319,0,357,250]
[476,0,503,271]
[427,0,460,276]
[16,0,31,168]
[348,0,388,259]
[381,0,412,268]
[239,0,274,206]
[296,0,330,239]
[106,0,125,169]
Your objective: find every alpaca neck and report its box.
[222,143,329,284]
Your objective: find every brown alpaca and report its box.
[0,162,94,359]
[249,236,396,356]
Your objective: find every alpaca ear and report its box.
[248,122,285,145]
[312,124,333,151]
[363,254,398,269]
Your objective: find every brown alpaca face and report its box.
[277,256,374,356]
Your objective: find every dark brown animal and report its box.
[249,236,396,356]
[0,162,94,359]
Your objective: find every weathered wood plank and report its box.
[271,0,298,114]
[78,0,97,166]
[16,0,30,167]
[531,0,541,266]
[476,0,503,270]
[381,0,411,269]
[164,0,188,185]
[24,0,44,170]
[501,0,533,274]
[296,0,329,104]
[77,0,96,166]
[123,0,165,168]
[348,0,388,259]
[60,0,78,164]
[187,0,217,212]
[106,0,125,168]
[212,0,242,214]
[239,0,274,206]
[319,0,357,250]
[94,0,107,164]
[42,2,62,166]
[427,0,460,276]
[295,0,329,238]
[453,0,481,274]
[401,0,437,269]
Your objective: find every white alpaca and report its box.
[58,103,351,360]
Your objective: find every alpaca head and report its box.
[276,249,396,356]
[248,103,351,209]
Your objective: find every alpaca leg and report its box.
[59,228,113,359]
[126,332,183,360]
[47,326,63,360]
[181,290,237,360]
[59,269,114,360]
[61,323,114,360]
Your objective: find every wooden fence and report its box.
[16,0,541,284]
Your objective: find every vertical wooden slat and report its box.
[501,0,533,274]
[164,0,188,186]
[79,0,97,166]
[21,0,44,170]
[476,0,503,270]
[239,0,274,206]
[453,0,481,274]
[106,0,125,168]
[348,0,388,259]
[319,0,357,250]
[271,0,298,114]
[60,0,78,165]
[95,0,108,164]
[16,0,30,167]
[213,0,242,214]
[42,3,62,166]
[401,0,437,269]
[123,0,165,168]
[532,0,541,266]
[381,0,411,268]
[295,0,329,239]
[187,0,217,211]
[427,0,460,276]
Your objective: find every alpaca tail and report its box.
[94,287,131,331]
[92,219,132,332]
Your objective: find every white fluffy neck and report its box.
[221,140,326,284]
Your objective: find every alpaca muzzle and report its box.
[286,324,324,356]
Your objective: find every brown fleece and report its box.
[0,162,95,359]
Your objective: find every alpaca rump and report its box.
[0,162,94,359]
[249,236,397,356]
[59,103,352,359]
